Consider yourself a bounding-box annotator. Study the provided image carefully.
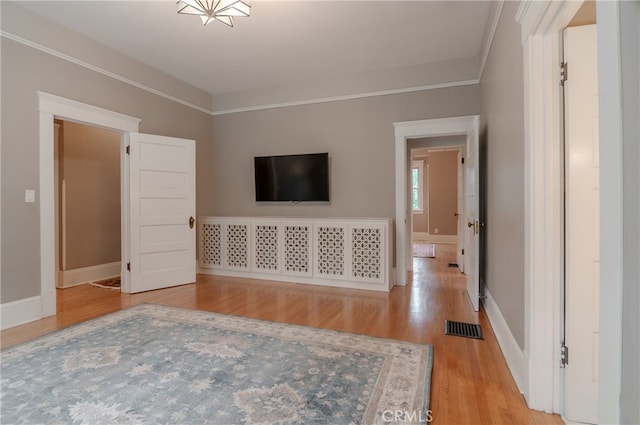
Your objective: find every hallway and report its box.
[1,244,562,424]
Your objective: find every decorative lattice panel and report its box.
[254,225,279,272]
[284,226,310,274]
[351,227,382,280]
[316,226,345,276]
[200,223,222,267]
[226,224,249,269]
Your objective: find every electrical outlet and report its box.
[434,228,439,234]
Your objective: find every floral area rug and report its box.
[413,243,436,258]
[1,304,433,425]
[89,276,121,290]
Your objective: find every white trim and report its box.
[38,92,140,131]
[517,0,606,416]
[483,290,528,395]
[38,93,140,319]
[1,31,213,116]
[199,269,389,293]
[39,110,57,318]
[595,3,624,423]
[0,296,43,330]
[59,262,121,289]
[394,115,479,286]
[212,80,479,116]
[478,0,504,80]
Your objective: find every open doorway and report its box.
[393,115,480,310]
[39,92,197,316]
[54,120,122,292]
[408,141,464,276]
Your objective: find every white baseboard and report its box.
[60,261,121,288]
[483,289,528,395]
[0,296,42,330]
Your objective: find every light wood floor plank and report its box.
[0,244,563,424]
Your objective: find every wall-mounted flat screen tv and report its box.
[254,153,329,202]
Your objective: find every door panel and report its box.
[564,24,599,424]
[127,133,196,293]
[465,119,480,311]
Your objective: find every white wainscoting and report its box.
[199,217,393,292]
[0,296,43,330]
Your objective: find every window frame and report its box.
[411,160,424,214]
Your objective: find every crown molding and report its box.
[212,79,480,116]
[1,30,214,116]
[478,0,505,80]
[4,29,480,117]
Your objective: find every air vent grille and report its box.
[445,320,483,339]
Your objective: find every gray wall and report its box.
[209,86,480,220]
[1,4,214,304]
[479,1,525,348]
[619,1,639,422]
[60,121,121,270]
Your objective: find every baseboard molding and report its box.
[60,261,121,288]
[198,268,391,292]
[561,418,586,425]
[0,296,42,330]
[483,289,528,395]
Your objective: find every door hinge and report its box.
[560,62,568,86]
[127,262,131,272]
[461,249,465,255]
[560,344,569,367]
[126,145,130,155]
[461,157,465,164]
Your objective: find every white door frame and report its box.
[393,115,478,286]
[38,92,140,316]
[517,1,623,421]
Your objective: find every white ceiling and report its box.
[17,1,494,96]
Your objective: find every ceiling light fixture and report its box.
[177,0,251,27]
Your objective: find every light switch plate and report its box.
[25,189,36,203]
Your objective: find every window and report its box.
[412,160,424,213]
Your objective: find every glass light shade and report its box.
[177,0,251,27]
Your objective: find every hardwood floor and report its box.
[1,244,563,424]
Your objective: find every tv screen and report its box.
[254,153,329,202]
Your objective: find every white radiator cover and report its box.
[198,217,393,291]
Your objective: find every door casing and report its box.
[38,92,141,316]
[393,115,479,295]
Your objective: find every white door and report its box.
[125,133,196,293]
[465,118,480,311]
[456,150,465,272]
[564,24,599,424]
